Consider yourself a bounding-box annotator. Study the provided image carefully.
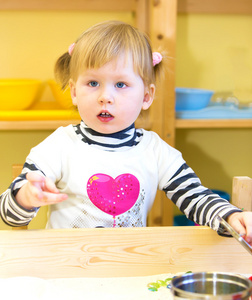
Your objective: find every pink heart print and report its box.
[87,173,140,220]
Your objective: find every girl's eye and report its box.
[116,82,126,88]
[89,81,99,87]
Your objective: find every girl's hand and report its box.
[16,172,68,210]
[227,212,252,245]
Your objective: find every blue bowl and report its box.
[173,215,195,226]
[211,189,230,201]
[175,88,214,111]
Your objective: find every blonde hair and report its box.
[55,20,164,89]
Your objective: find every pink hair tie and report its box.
[68,43,75,56]
[152,52,162,66]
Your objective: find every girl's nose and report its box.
[98,88,114,104]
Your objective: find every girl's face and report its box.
[69,55,155,134]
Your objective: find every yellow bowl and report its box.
[0,79,42,110]
[48,80,74,109]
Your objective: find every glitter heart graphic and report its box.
[87,173,140,224]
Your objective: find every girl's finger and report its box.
[44,177,60,193]
[37,191,68,205]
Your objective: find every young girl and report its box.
[0,21,251,241]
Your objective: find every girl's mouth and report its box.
[97,111,114,122]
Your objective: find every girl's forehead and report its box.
[83,53,136,73]
[83,58,139,79]
[98,51,133,67]
[108,53,133,67]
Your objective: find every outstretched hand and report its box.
[16,172,68,210]
[227,212,252,245]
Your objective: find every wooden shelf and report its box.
[0,120,79,130]
[175,119,252,129]
[0,118,251,130]
[0,117,152,131]
[178,0,252,14]
[0,0,137,11]
[1,0,251,14]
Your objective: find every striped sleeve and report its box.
[163,163,242,234]
[0,188,38,227]
[0,162,41,227]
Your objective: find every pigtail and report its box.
[153,50,173,83]
[54,52,71,90]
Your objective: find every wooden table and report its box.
[0,226,251,279]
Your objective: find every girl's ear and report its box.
[69,79,77,106]
[142,84,155,110]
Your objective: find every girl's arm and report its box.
[0,163,67,227]
[0,174,38,227]
[163,163,242,232]
[162,162,252,244]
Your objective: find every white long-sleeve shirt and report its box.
[0,123,241,233]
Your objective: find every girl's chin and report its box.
[83,118,133,134]
[91,124,129,134]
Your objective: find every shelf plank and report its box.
[175,119,252,128]
[0,0,137,11]
[0,120,79,130]
[0,119,251,131]
[178,0,252,14]
[0,117,151,131]
[1,0,251,14]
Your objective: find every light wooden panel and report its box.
[0,226,251,279]
[135,0,150,33]
[148,0,177,226]
[178,0,252,14]
[232,176,252,211]
[12,164,23,180]
[151,0,177,148]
